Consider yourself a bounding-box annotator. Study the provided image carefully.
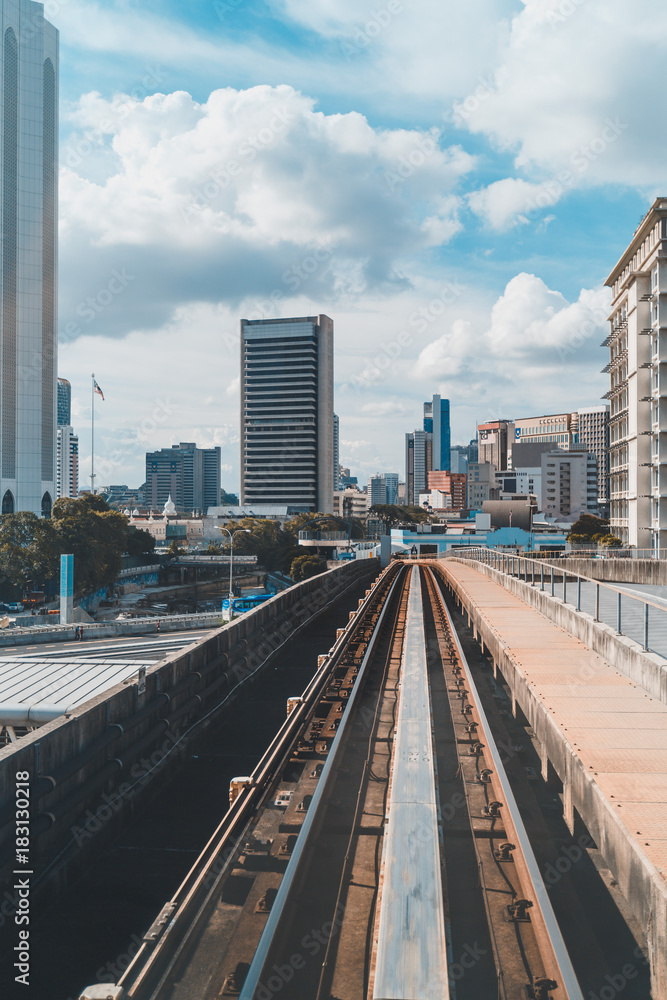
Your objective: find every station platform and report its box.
[436,558,667,995]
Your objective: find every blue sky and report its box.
[49,0,661,490]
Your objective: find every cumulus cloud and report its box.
[467,177,561,230]
[461,0,662,187]
[59,84,474,340]
[413,273,611,418]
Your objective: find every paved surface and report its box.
[444,561,667,888]
[0,629,212,660]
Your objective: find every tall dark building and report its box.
[240,315,334,512]
[145,442,221,513]
[57,378,71,427]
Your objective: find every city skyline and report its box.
[38,1,659,490]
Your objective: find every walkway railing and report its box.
[446,548,667,659]
[542,547,665,561]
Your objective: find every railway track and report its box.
[80,562,586,1000]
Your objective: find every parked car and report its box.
[6,602,24,612]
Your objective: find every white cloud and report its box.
[59,84,474,340]
[467,177,560,230]
[462,0,665,188]
[413,273,611,423]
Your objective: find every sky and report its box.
[49,0,661,491]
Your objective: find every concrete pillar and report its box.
[563,773,575,836]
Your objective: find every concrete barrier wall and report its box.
[434,560,667,999]
[0,559,379,913]
[548,557,667,585]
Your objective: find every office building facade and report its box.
[423,395,450,471]
[333,413,340,492]
[406,429,432,505]
[467,462,498,508]
[478,420,513,471]
[541,449,598,519]
[577,405,610,507]
[57,377,71,426]
[0,2,58,516]
[56,376,78,499]
[605,200,667,549]
[368,472,399,506]
[427,470,467,510]
[240,315,334,513]
[146,442,221,513]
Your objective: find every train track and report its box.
[83,562,585,1000]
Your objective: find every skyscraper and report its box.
[333,412,340,492]
[56,377,78,499]
[368,473,399,506]
[405,395,451,504]
[146,443,221,513]
[57,377,71,426]
[576,406,610,508]
[423,395,450,471]
[240,315,334,513]
[0,3,58,516]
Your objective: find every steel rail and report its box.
[238,566,407,1000]
[428,566,585,1000]
[113,563,400,999]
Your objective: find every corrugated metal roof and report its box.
[0,656,147,725]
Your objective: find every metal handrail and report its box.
[448,547,667,655]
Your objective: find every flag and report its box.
[93,379,105,400]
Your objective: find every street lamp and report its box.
[218,527,251,620]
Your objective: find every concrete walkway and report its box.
[438,559,667,997]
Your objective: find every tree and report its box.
[598,533,622,548]
[290,554,326,582]
[127,527,156,556]
[370,504,431,526]
[51,494,130,593]
[568,513,610,544]
[166,540,185,558]
[0,512,58,590]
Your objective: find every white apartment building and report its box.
[541,449,598,519]
[467,462,497,508]
[605,200,667,550]
[56,425,78,499]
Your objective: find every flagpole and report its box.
[91,372,95,494]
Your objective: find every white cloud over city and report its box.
[45,0,664,487]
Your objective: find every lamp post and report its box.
[218,527,251,620]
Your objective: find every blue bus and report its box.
[222,592,275,617]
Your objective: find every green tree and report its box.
[370,504,431,526]
[290,554,326,581]
[568,513,610,544]
[598,533,622,548]
[127,526,156,556]
[51,494,130,593]
[166,539,185,558]
[0,512,58,590]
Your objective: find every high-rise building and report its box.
[368,473,399,506]
[605,200,667,549]
[450,447,468,474]
[57,378,71,426]
[467,462,498,508]
[423,395,450,471]
[146,442,221,513]
[577,406,610,507]
[478,420,513,471]
[56,426,78,499]
[333,413,340,492]
[405,429,432,505]
[513,412,577,452]
[56,377,78,499]
[427,470,467,509]
[541,449,598,519]
[0,4,58,516]
[240,315,334,513]
[405,394,450,504]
